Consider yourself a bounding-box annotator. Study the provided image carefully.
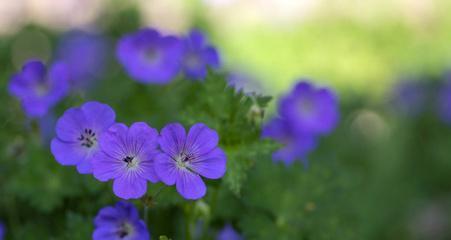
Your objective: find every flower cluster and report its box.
[93,201,150,240]
[117,28,221,84]
[263,80,339,166]
[51,101,227,200]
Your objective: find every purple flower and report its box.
[216,224,242,240]
[92,122,159,199]
[279,81,339,135]
[8,60,69,118]
[56,30,109,88]
[0,222,5,240]
[117,28,183,84]
[51,102,116,174]
[93,201,150,240]
[262,117,317,166]
[155,123,227,200]
[181,29,221,80]
[391,79,428,117]
[437,80,451,124]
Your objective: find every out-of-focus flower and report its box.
[117,28,183,84]
[217,224,243,240]
[93,201,150,240]
[155,123,227,200]
[279,81,339,135]
[51,102,116,174]
[391,79,428,117]
[227,71,264,95]
[437,77,451,124]
[56,30,109,88]
[181,29,221,80]
[8,60,69,118]
[262,117,317,166]
[0,222,5,240]
[263,80,339,166]
[93,122,159,200]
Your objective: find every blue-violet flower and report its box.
[155,123,227,200]
[93,122,159,199]
[8,60,69,118]
[117,28,183,84]
[93,201,150,240]
[51,101,116,174]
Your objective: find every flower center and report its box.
[123,155,139,170]
[143,47,160,64]
[34,82,50,97]
[78,128,97,148]
[298,98,315,117]
[175,153,193,169]
[117,221,134,238]
[184,52,201,69]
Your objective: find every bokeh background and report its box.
[1,0,451,239]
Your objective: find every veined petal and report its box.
[55,107,87,141]
[154,153,178,185]
[51,138,87,166]
[92,151,124,182]
[113,174,147,200]
[159,123,186,157]
[81,101,116,131]
[186,123,219,157]
[175,170,206,200]
[190,148,226,179]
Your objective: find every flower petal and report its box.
[92,151,124,182]
[98,123,129,160]
[76,155,93,174]
[81,101,116,131]
[92,227,117,240]
[51,138,87,166]
[113,175,147,199]
[55,107,87,141]
[190,148,226,179]
[186,123,219,157]
[159,123,186,157]
[154,153,178,185]
[176,170,206,200]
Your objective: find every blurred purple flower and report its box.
[56,30,109,88]
[155,123,227,200]
[117,28,183,84]
[51,102,116,174]
[181,29,221,80]
[263,80,339,166]
[217,224,242,240]
[93,201,150,240]
[391,80,428,117]
[262,117,317,166]
[8,60,69,118]
[0,222,4,240]
[279,81,339,135]
[93,122,159,200]
[437,80,451,124]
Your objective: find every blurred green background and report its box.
[0,0,451,239]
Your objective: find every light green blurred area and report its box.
[204,0,451,99]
